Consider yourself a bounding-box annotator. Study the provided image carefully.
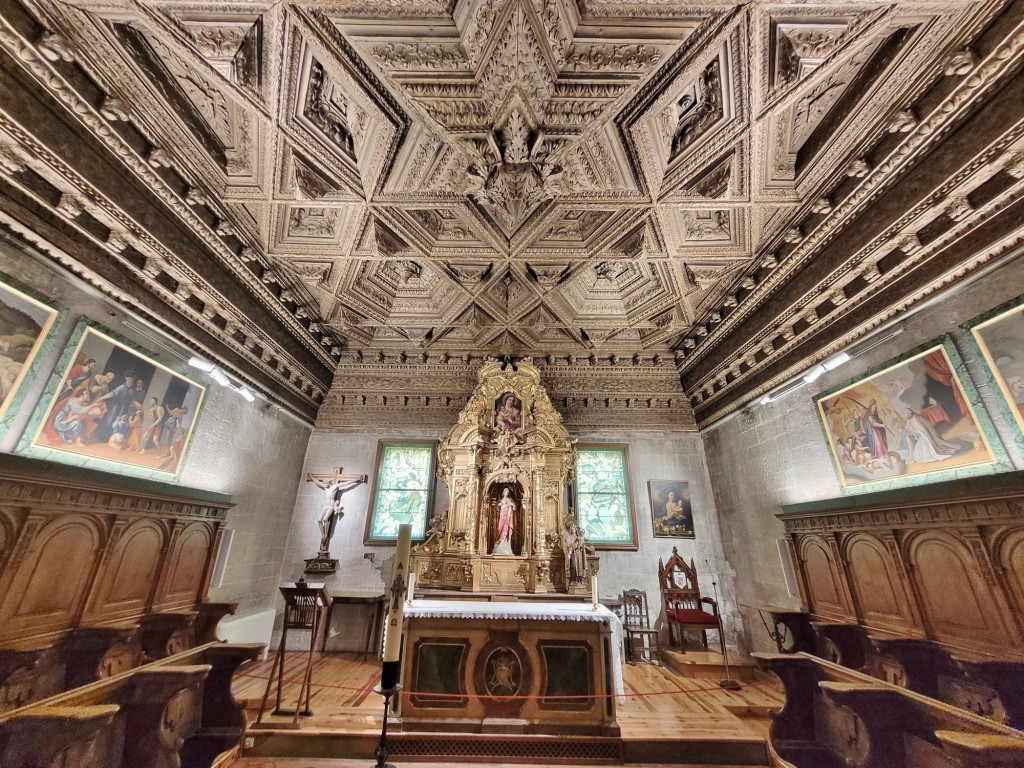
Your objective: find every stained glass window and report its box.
[366,442,435,543]
[574,445,637,549]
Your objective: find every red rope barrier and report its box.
[235,669,782,702]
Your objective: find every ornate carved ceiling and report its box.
[2,0,1024,426]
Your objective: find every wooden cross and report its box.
[306,467,366,485]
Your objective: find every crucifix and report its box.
[306,467,367,558]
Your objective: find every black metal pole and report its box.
[372,659,402,768]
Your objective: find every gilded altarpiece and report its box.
[412,359,597,594]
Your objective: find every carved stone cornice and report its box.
[680,1,1024,421]
[317,356,695,431]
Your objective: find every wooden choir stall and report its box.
[0,454,259,768]
[753,472,1024,767]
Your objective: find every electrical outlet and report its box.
[244,737,254,750]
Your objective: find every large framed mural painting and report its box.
[0,274,60,426]
[965,296,1024,451]
[17,321,206,480]
[648,480,694,538]
[815,337,1004,491]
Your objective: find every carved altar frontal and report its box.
[396,599,622,736]
[412,358,597,594]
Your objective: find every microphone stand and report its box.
[707,561,741,691]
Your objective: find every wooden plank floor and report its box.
[232,651,785,740]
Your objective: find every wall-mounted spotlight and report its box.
[188,355,216,373]
[189,356,256,402]
[803,351,852,384]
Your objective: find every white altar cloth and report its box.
[406,599,625,696]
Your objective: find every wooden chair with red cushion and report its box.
[658,547,724,655]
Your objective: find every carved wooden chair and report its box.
[621,589,661,666]
[658,548,724,655]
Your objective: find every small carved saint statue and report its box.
[307,468,367,557]
[563,517,589,586]
[493,487,517,556]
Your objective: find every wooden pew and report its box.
[0,644,65,713]
[0,600,237,712]
[861,635,1024,730]
[63,624,142,689]
[867,635,946,696]
[943,654,1024,730]
[755,652,1024,768]
[810,621,868,669]
[139,610,198,659]
[742,603,817,654]
[0,705,120,767]
[0,641,262,768]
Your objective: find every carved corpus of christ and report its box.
[307,467,367,557]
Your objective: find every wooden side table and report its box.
[321,593,387,657]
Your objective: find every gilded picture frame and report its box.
[963,295,1024,453]
[648,479,694,539]
[0,273,62,430]
[814,335,1007,492]
[17,320,206,480]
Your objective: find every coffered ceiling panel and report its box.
[2,0,1023,426]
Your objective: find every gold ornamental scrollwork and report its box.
[412,358,589,593]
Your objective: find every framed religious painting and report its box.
[17,320,206,481]
[0,273,62,430]
[964,296,1024,452]
[814,335,1008,492]
[648,479,694,538]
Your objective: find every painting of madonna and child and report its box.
[494,392,523,432]
[816,341,999,489]
[23,324,205,478]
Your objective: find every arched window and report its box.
[365,441,435,543]
[574,444,637,550]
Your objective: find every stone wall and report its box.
[574,429,730,640]
[703,252,1024,654]
[279,427,451,594]
[280,425,728,646]
[0,238,312,615]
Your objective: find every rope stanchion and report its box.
[235,668,782,702]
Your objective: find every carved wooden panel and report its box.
[84,519,167,623]
[0,515,103,640]
[780,474,1024,660]
[0,456,231,646]
[0,511,11,560]
[843,533,919,636]
[155,522,214,610]
[995,528,1024,631]
[798,535,852,621]
[907,531,1011,653]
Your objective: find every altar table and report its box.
[396,599,622,735]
